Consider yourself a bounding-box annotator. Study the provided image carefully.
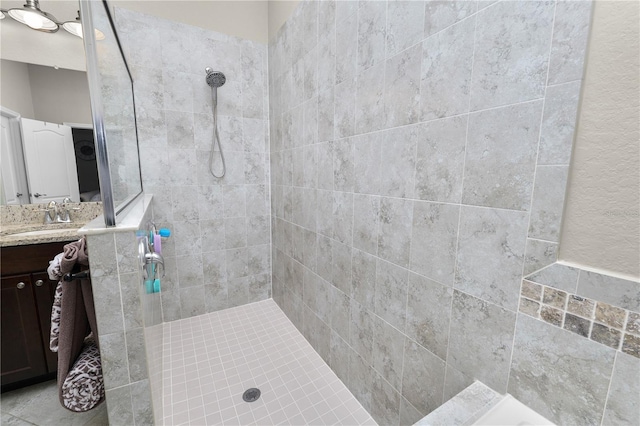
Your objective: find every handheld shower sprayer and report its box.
[205,68,226,178]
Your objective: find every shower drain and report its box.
[242,388,261,403]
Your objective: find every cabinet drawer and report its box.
[1,242,69,276]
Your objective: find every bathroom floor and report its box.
[162,299,375,425]
[0,380,108,426]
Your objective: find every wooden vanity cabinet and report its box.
[1,241,70,392]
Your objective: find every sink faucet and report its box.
[58,198,79,223]
[40,199,79,224]
[41,201,58,224]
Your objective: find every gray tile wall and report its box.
[114,8,271,321]
[267,1,638,425]
[86,199,159,425]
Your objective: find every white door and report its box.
[20,118,80,204]
[0,114,28,205]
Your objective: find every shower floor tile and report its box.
[162,299,375,425]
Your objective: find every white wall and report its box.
[28,64,93,125]
[0,60,92,125]
[112,0,269,44]
[0,59,35,118]
[559,1,640,279]
[268,0,301,41]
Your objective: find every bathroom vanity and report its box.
[0,203,102,392]
[1,241,68,391]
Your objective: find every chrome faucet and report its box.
[58,198,79,223]
[40,199,79,224]
[41,201,58,224]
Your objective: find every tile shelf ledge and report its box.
[520,260,640,358]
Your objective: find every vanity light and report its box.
[61,12,82,37]
[7,0,58,33]
[62,11,105,40]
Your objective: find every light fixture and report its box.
[0,10,6,20]
[62,11,83,38]
[7,0,58,33]
[63,11,105,40]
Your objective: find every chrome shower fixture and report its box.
[205,68,226,88]
[205,68,226,178]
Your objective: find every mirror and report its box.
[0,0,144,225]
[0,0,100,205]
[81,0,143,225]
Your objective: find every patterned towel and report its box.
[50,282,62,352]
[48,253,64,281]
[61,339,104,412]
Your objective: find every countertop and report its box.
[0,223,84,248]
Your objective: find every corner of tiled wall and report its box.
[266,1,639,425]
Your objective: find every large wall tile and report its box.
[99,332,130,390]
[538,81,581,165]
[420,17,474,121]
[375,259,409,331]
[411,201,459,286]
[509,314,616,426]
[525,262,579,293]
[384,44,422,127]
[547,0,592,85]
[462,101,542,211]
[332,138,355,192]
[353,133,383,196]
[105,386,135,426]
[401,338,446,415]
[470,1,555,110]
[602,352,640,425]
[357,1,387,73]
[353,194,380,255]
[352,249,377,311]
[355,62,386,134]
[378,125,417,198]
[577,271,640,312]
[334,78,357,139]
[373,316,405,390]
[336,12,358,85]
[386,1,425,57]
[424,0,476,38]
[523,238,558,275]
[350,299,375,364]
[406,273,452,361]
[414,116,467,203]
[371,372,401,426]
[378,197,413,268]
[528,166,570,242]
[349,350,374,411]
[455,206,528,311]
[447,291,516,393]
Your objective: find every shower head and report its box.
[205,68,226,88]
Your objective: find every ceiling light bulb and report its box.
[23,10,45,29]
[62,20,83,38]
[7,4,58,33]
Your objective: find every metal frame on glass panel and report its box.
[80,0,144,227]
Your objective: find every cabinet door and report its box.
[1,275,48,386]
[32,272,59,374]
